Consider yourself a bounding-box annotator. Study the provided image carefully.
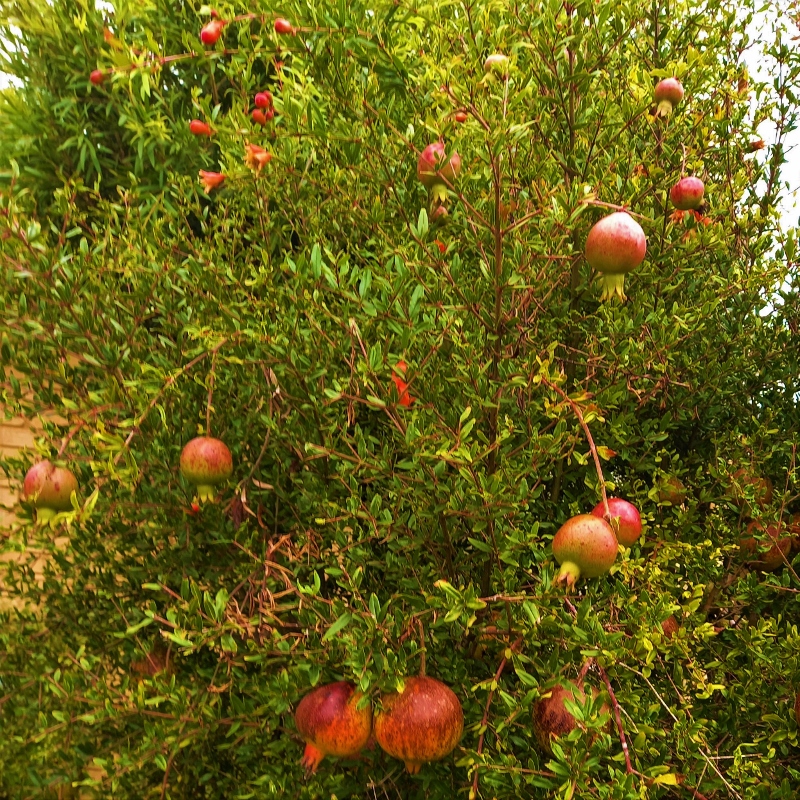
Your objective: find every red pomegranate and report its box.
[660,616,680,639]
[251,109,268,126]
[200,18,226,45]
[740,521,792,572]
[254,91,273,109]
[654,77,684,116]
[584,212,646,302]
[729,469,773,510]
[657,476,687,505]
[374,676,463,774]
[89,69,105,86]
[274,17,295,34]
[179,436,233,502]
[552,514,618,587]
[670,177,705,210]
[591,497,642,547]
[533,682,607,754]
[417,142,461,203]
[23,460,79,523]
[189,119,213,136]
[294,682,372,773]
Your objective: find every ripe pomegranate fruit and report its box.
[251,109,268,126]
[374,676,463,774]
[729,469,773,510]
[657,476,687,505]
[23,460,79,522]
[417,142,461,203]
[189,119,213,136]
[179,436,233,502]
[294,682,372,774]
[89,69,105,86]
[200,18,226,45]
[740,521,792,572]
[584,211,646,302]
[274,17,295,34]
[670,177,705,210]
[591,497,642,547]
[454,110,468,123]
[552,514,618,587]
[654,77,684,116]
[484,53,509,75]
[660,616,679,639]
[533,682,607,754]
[254,91,273,109]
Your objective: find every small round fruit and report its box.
[670,177,705,211]
[591,497,642,547]
[274,17,295,34]
[189,119,213,136]
[200,19,225,45]
[533,682,606,754]
[657,476,687,505]
[89,69,105,86]
[584,212,646,302]
[484,53,509,75]
[295,682,373,774]
[654,77,684,116]
[552,514,618,587]
[374,676,463,774]
[729,469,773,510]
[417,143,461,204]
[454,110,468,123]
[740,521,792,572]
[660,616,679,639]
[251,109,268,125]
[254,91,273,109]
[179,436,233,503]
[23,460,79,522]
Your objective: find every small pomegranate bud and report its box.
[264,108,275,121]
[483,53,509,75]
[434,239,447,254]
[533,682,606,754]
[552,514,618,587]
[89,69,106,86]
[390,361,415,407]
[189,119,213,136]
[431,204,449,224]
[590,497,642,547]
[670,176,705,211]
[254,91,273,109]
[251,109,268,125]
[584,211,647,302]
[740,521,792,572]
[274,17,295,34]
[244,143,272,171]
[200,18,226,45]
[23,460,79,523]
[180,436,233,503]
[454,110,468,123]
[654,77,684,116]
[295,682,372,774]
[374,676,463,774]
[198,170,225,193]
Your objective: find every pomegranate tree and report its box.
[654,77,684,116]
[552,514,618,587]
[417,142,461,204]
[374,676,463,774]
[294,681,372,773]
[23,460,79,522]
[670,176,705,210]
[584,211,647,302]
[179,436,233,502]
[591,497,642,547]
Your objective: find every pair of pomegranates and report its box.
[295,676,463,775]
[552,498,642,587]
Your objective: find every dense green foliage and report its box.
[1,0,799,797]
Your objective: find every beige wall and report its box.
[0,415,37,526]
